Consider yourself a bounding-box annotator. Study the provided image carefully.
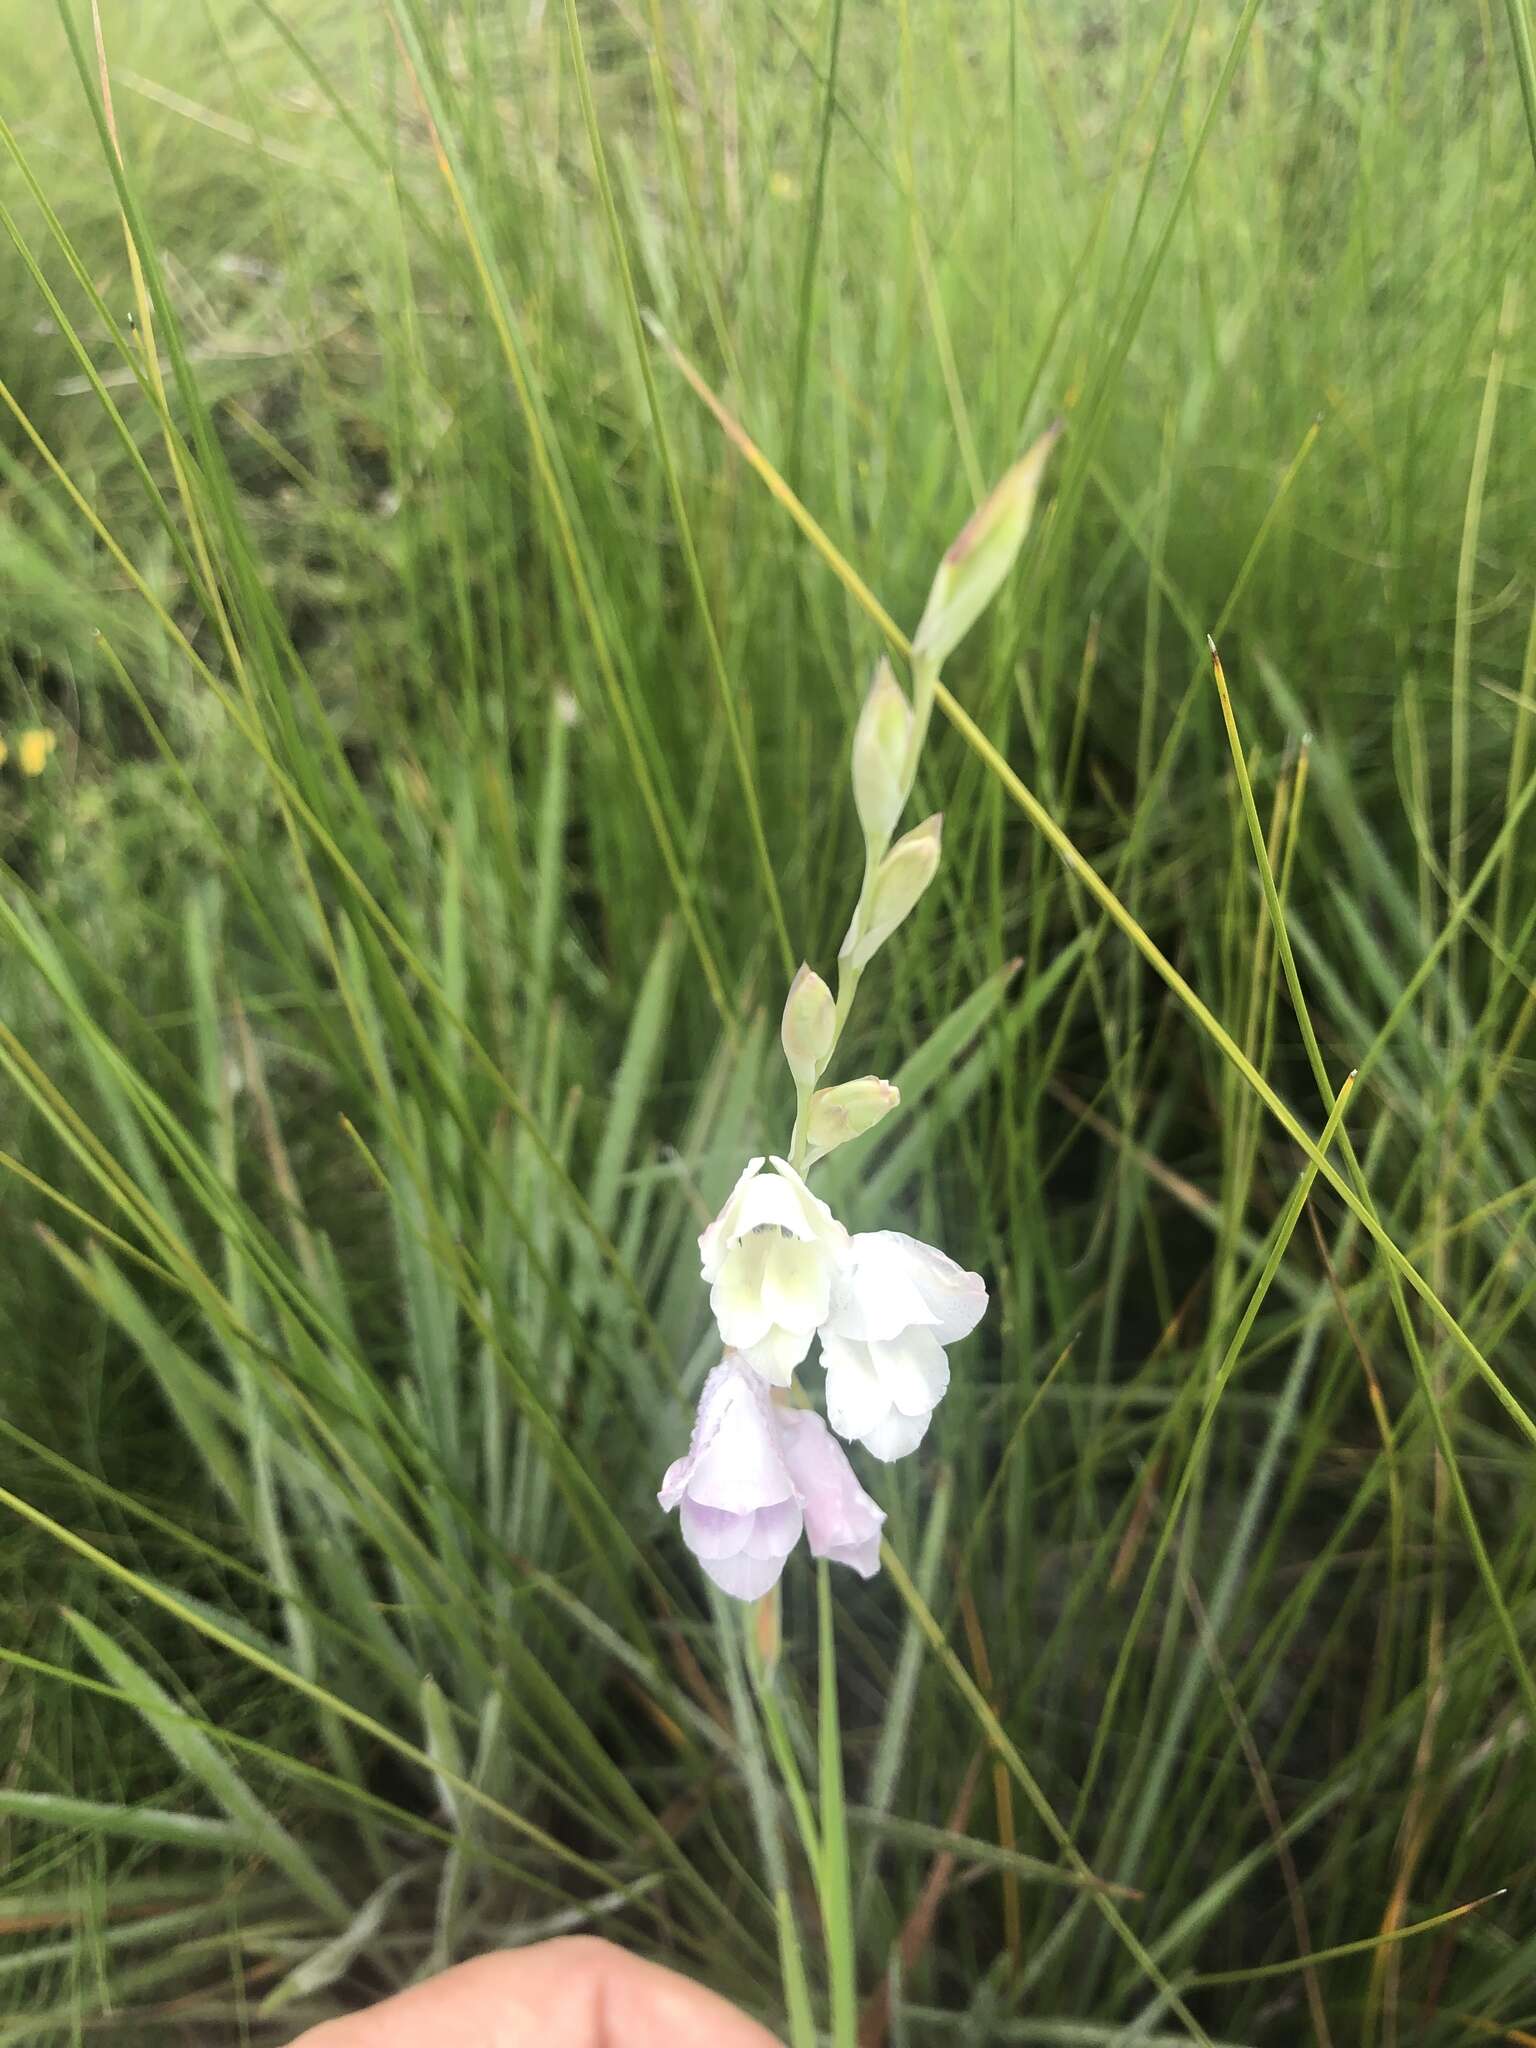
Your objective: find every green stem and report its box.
[788,1082,813,1173]
[905,652,942,787]
[817,1565,858,2046]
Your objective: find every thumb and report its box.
[291,1938,783,2048]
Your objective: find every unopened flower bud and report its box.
[803,1075,899,1167]
[851,659,914,854]
[910,421,1063,670]
[843,815,942,969]
[780,964,836,1088]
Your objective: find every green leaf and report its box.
[62,1608,349,1924]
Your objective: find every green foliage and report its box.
[2,1,1536,2042]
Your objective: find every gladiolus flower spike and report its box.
[658,437,1060,1599]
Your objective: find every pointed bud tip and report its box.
[944,425,1065,565]
[914,432,1060,665]
[781,964,836,1085]
[852,659,916,852]
[803,1072,901,1162]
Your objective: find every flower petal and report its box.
[730,1174,825,1241]
[701,1155,845,1265]
[698,1157,766,1280]
[679,1497,751,1560]
[881,1231,987,1344]
[826,1230,985,1347]
[821,1333,893,1442]
[657,1453,691,1512]
[701,1547,793,1600]
[669,1360,798,1513]
[710,1238,776,1350]
[738,1321,812,1386]
[824,1237,931,1343]
[860,1407,932,1461]
[660,1360,806,1600]
[760,1236,833,1336]
[870,1327,949,1417]
[778,1409,884,1578]
[767,1157,846,1247]
[744,1496,804,1559]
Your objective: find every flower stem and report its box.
[817,1563,858,2046]
[905,651,940,787]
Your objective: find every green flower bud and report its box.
[851,658,914,855]
[780,962,836,1088]
[843,814,942,970]
[803,1075,900,1167]
[910,421,1063,671]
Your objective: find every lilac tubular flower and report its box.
[776,1407,884,1577]
[658,1359,803,1599]
[660,1360,890,1598]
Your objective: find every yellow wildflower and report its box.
[16,729,57,777]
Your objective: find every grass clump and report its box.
[3,0,1536,2041]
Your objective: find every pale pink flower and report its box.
[660,1361,890,1597]
[777,1407,884,1577]
[658,1359,802,1599]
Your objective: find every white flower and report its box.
[699,1156,848,1384]
[777,1407,885,1576]
[820,1328,949,1460]
[819,1230,986,1461]
[658,1359,802,1600]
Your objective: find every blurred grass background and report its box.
[3,0,1536,2039]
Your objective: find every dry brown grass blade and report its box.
[1110,1454,1165,1594]
[955,1572,1021,1971]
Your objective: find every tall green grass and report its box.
[3,0,1536,2040]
